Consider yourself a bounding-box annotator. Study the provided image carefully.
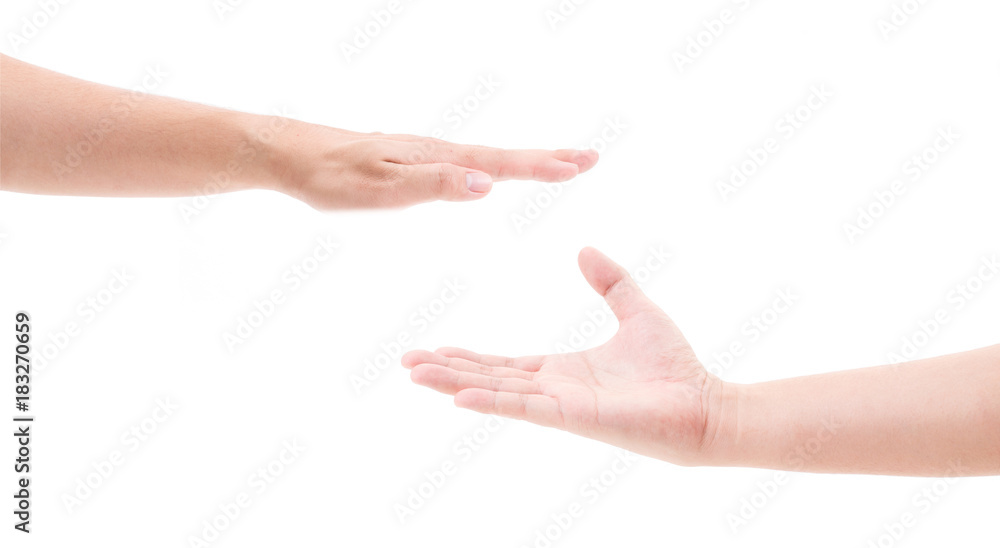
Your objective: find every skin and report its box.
[403,247,1000,477]
[5,56,996,477]
[0,54,598,207]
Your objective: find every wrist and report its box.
[697,376,748,467]
[236,111,304,195]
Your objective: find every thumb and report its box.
[577,247,661,323]
[398,163,493,203]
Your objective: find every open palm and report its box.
[402,247,724,465]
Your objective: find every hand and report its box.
[402,247,729,466]
[271,121,599,210]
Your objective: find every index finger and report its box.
[385,140,599,182]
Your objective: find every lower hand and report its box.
[402,247,728,466]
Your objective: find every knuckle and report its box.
[436,165,463,198]
[414,137,446,160]
[384,162,409,182]
[405,141,430,164]
[347,139,378,157]
[463,146,496,167]
[360,170,401,207]
[516,393,529,413]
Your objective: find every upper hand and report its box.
[270,122,598,210]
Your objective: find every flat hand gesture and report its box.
[281,124,600,209]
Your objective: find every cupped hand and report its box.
[271,122,598,210]
[402,248,729,466]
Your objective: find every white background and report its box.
[2,0,999,546]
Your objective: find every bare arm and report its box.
[0,54,597,208]
[713,345,1000,476]
[403,248,1000,476]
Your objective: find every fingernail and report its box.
[466,172,492,193]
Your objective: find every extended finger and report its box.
[435,347,545,372]
[401,349,447,369]
[389,162,494,203]
[410,364,541,396]
[454,389,564,429]
[373,135,599,176]
[381,140,594,183]
[438,145,581,182]
[402,349,534,379]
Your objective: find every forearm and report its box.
[708,345,1000,476]
[0,54,283,196]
